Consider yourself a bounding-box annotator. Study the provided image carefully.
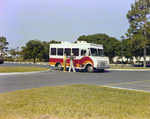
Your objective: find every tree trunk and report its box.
[144,45,146,67]
[109,57,112,64]
[33,58,35,63]
[127,57,129,63]
[143,19,147,68]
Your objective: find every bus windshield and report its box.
[90,48,104,57]
[90,48,98,56]
[98,49,104,57]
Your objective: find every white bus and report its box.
[49,41,110,72]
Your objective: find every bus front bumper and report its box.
[95,66,110,69]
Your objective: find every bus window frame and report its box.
[57,48,63,56]
[65,48,71,56]
[98,49,104,57]
[50,48,56,55]
[72,48,79,56]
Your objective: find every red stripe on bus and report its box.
[80,57,93,65]
[49,57,93,66]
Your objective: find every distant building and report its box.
[113,56,150,63]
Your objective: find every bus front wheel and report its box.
[87,65,94,73]
[57,64,62,70]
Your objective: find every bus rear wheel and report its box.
[87,65,94,73]
[57,64,62,70]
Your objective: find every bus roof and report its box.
[50,41,103,49]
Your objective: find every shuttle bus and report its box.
[49,41,110,72]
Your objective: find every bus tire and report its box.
[57,64,62,70]
[87,65,94,73]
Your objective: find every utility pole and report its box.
[121,35,124,68]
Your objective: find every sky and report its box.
[0,0,135,50]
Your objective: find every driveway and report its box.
[0,63,150,93]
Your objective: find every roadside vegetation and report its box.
[110,66,150,69]
[0,84,149,119]
[0,67,49,73]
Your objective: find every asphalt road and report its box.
[0,63,150,94]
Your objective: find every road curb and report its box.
[0,69,52,75]
[4,62,49,65]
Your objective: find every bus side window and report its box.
[65,48,71,56]
[57,48,63,56]
[51,48,56,55]
[72,48,79,56]
[81,50,86,56]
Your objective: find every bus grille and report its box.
[98,61,107,66]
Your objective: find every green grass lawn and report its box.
[0,84,149,119]
[0,67,49,73]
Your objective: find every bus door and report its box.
[65,48,71,66]
[80,49,87,67]
[72,48,79,67]
[81,49,87,56]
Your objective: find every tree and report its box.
[77,33,121,62]
[105,37,121,62]
[42,41,50,61]
[0,36,9,60]
[49,40,61,44]
[122,38,133,62]
[9,48,17,58]
[21,39,61,62]
[146,21,150,56]
[126,0,150,67]
[42,40,61,61]
[21,39,45,63]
